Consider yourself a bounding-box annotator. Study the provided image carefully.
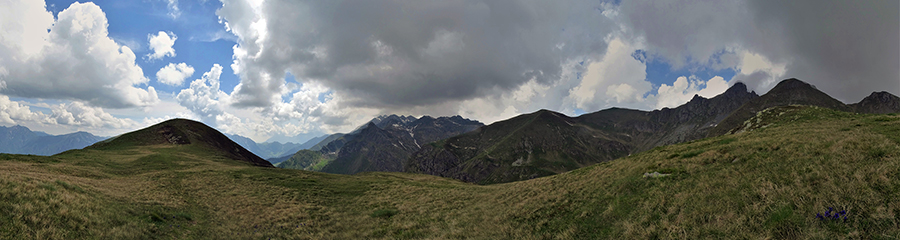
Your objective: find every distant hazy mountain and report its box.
[314,133,351,153]
[0,125,106,155]
[225,134,265,157]
[297,134,329,151]
[407,78,900,184]
[276,115,484,174]
[264,131,326,144]
[225,134,305,160]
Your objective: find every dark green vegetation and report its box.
[2,105,898,239]
[308,133,346,151]
[0,125,106,156]
[225,134,304,160]
[274,149,333,171]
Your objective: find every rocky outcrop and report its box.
[297,115,483,174]
[708,78,850,137]
[851,91,900,114]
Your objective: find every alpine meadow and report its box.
[1,0,898,239]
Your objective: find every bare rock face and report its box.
[851,91,900,114]
[316,115,484,175]
[158,126,190,145]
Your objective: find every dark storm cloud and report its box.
[220,0,616,108]
[620,0,899,103]
[747,0,900,103]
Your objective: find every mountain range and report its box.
[224,134,307,160]
[0,125,106,155]
[406,78,900,184]
[3,78,899,238]
[276,115,484,174]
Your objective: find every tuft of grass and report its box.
[370,209,400,218]
[678,149,705,158]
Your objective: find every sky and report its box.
[0,0,897,143]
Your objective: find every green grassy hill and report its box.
[1,106,898,239]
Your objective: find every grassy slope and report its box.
[277,149,333,171]
[1,106,898,239]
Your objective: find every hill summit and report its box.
[87,118,273,168]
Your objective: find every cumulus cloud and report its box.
[0,93,170,136]
[48,101,139,129]
[156,62,195,86]
[655,76,730,109]
[0,1,159,108]
[147,31,177,60]
[0,94,44,125]
[570,37,650,111]
[176,64,229,122]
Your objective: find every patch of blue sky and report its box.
[636,50,737,90]
[45,0,238,94]
[573,108,586,116]
[318,90,333,103]
[281,73,298,103]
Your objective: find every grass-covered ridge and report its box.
[1,106,898,238]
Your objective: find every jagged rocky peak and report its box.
[771,78,816,91]
[690,94,706,102]
[715,82,759,99]
[371,114,418,129]
[727,81,749,92]
[362,121,380,131]
[861,91,900,103]
[437,115,482,124]
[374,114,417,123]
[852,91,900,114]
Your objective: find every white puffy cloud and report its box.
[0,93,174,136]
[147,31,177,60]
[48,101,140,129]
[570,37,650,112]
[176,64,229,122]
[655,76,730,109]
[156,62,195,86]
[0,0,53,57]
[0,95,44,125]
[0,1,158,108]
